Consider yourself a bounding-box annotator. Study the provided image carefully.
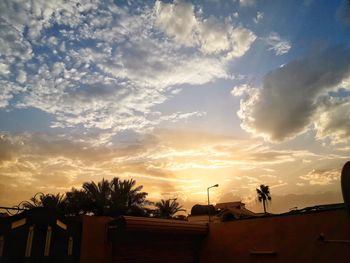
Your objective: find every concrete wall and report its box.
[79,216,205,263]
[79,209,350,263]
[200,208,350,263]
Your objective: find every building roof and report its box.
[215,201,245,209]
[191,204,216,216]
[108,216,208,236]
[281,203,346,216]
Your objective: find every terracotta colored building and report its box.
[1,203,350,263]
[201,203,350,263]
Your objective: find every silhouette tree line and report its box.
[21,178,185,219]
[21,178,272,217]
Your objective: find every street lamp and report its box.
[207,184,219,222]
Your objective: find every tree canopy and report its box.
[22,177,150,217]
[154,199,185,219]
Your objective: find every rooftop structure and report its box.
[188,201,258,223]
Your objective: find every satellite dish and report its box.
[341,161,350,213]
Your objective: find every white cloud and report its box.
[253,11,264,24]
[160,111,206,123]
[265,32,291,55]
[16,70,27,84]
[315,99,350,143]
[0,80,25,108]
[239,0,256,7]
[0,21,33,63]
[0,0,99,40]
[232,46,350,142]
[0,0,248,135]
[226,26,256,59]
[154,1,256,59]
[300,169,340,185]
[198,16,232,54]
[154,1,199,46]
[0,63,10,75]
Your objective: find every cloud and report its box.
[0,130,327,206]
[0,0,254,135]
[0,0,98,40]
[154,0,256,59]
[0,131,246,205]
[253,11,264,24]
[0,21,33,62]
[0,63,10,75]
[239,0,256,7]
[300,168,340,185]
[0,19,33,100]
[1,129,347,209]
[16,70,27,84]
[0,131,178,205]
[154,1,199,46]
[232,46,350,142]
[315,99,350,143]
[265,32,291,55]
[0,80,25,108]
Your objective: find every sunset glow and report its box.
[1,0,349,213]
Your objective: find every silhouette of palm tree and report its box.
[22,192,66,214]
[82,178,111,216]
[155,199,185,219]
[22,177,149,217]
[256,184,271,214]
[110,178,148,216]
[64,188,89,216]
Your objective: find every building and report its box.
[0,207,81,262]
[188,201,257,223]
[1,203,350,262]
[1,161,349,262]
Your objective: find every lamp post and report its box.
[207,184,219,222]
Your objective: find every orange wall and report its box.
[200,209,350,263]
[79,216,113,263]
[79,215,204,263]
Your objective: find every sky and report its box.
[1,0,350,213]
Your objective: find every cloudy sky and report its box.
[1,0,350,213]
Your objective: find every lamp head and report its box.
[208,184,219,189]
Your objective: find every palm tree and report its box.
[64,188,90,216]
[21,177,149,217]
[256,184,272,214]
[155,199,185,219]
[110,178,148,216]
[22,192,66,214]
[82,178,111,216]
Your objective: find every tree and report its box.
[21,177,150,217]
[22,192,66,214]
[155,199,185,219]
[82,178,111,216]
[256,184,272,214]
[110,178,148,216]
[64,188,90,216]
